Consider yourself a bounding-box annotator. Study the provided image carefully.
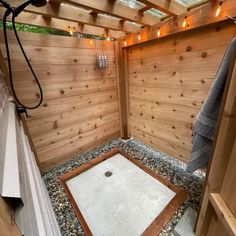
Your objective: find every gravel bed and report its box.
[42,138,205,236]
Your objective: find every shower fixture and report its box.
[96,53,108,69]
[0,0,47,110]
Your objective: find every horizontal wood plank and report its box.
[0,31,120,170]
[128,22,236,162]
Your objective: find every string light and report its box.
[182,16,187,28]
[66,26,77,36]
[157,27,160,37]
[89,39,93,46]
[69,29,73,36]
[127,3,207,43]
[216,1,223,17]
[66,26,73,36]
[107,36,111,41]
[124,40,127,46]
[138,33,141,41]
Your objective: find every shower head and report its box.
[31,0,47,7]
[13,0,47,17]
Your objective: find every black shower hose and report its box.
[1,0,43,109]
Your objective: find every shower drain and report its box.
[104,171,113,177]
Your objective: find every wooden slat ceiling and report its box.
[1,0,209,38]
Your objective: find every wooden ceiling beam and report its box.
[49,0,160,26]
[139,6,152,15]
[5,0,141,32]
[0,8,125,38]
[137,0,187,16]
[90,11,98,24]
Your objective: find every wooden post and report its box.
[196,42,236,235]
[115,40,130,139]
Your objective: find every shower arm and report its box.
[0,0,12,12]
[13,0,34,17]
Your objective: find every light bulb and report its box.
[67,26,73,36]
[216,1,223,17]
[138,33,141,41]
[157,28,160,37]
[89,39,93,46]
[182,16,187,28]
[124,40,127,46]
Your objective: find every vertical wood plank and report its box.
[196,36,236,235]
[0,197,21,236]
[115,40,130,139]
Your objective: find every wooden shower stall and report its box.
[0,0,236,235]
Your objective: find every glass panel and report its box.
[175,0,207,7]
[125,21,142,28]
[98,13,121,21]
[116,0,145,10]
[144,8,167,18]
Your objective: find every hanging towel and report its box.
[187,37,236,173]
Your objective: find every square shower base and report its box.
[60,149,187,236]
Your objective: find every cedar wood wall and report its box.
[0,22,235,169]
[127,22,236,162]
[0,32,120,170]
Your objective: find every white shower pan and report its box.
[60,149,187,236]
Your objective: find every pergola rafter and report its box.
[137,0,187,16]
[125,0,236,47]
[0,9,125,38]
[0,0,213,39]
[49,0,160,26]
[5,0,141,33]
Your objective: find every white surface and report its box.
[66,153,176,236]
[174,207,197,236]
[15,124,62,236]
[0,102,21,198]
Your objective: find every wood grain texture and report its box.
[125,0,236,47]
[115,41,130,139]
[4,0,140,32]
[128,22,236,162]
[0,31,120,170]
[196,36,236,235]
[60,148,188,236]
[49,0,159,26]
[0,197,21,236]
[210,193,236,236]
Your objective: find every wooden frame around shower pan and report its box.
[60,148,188,236]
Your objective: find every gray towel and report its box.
[187,38,236,173]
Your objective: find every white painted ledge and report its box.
[15,115,61,236]
[0,98,61,236]
[0,101,21,199]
